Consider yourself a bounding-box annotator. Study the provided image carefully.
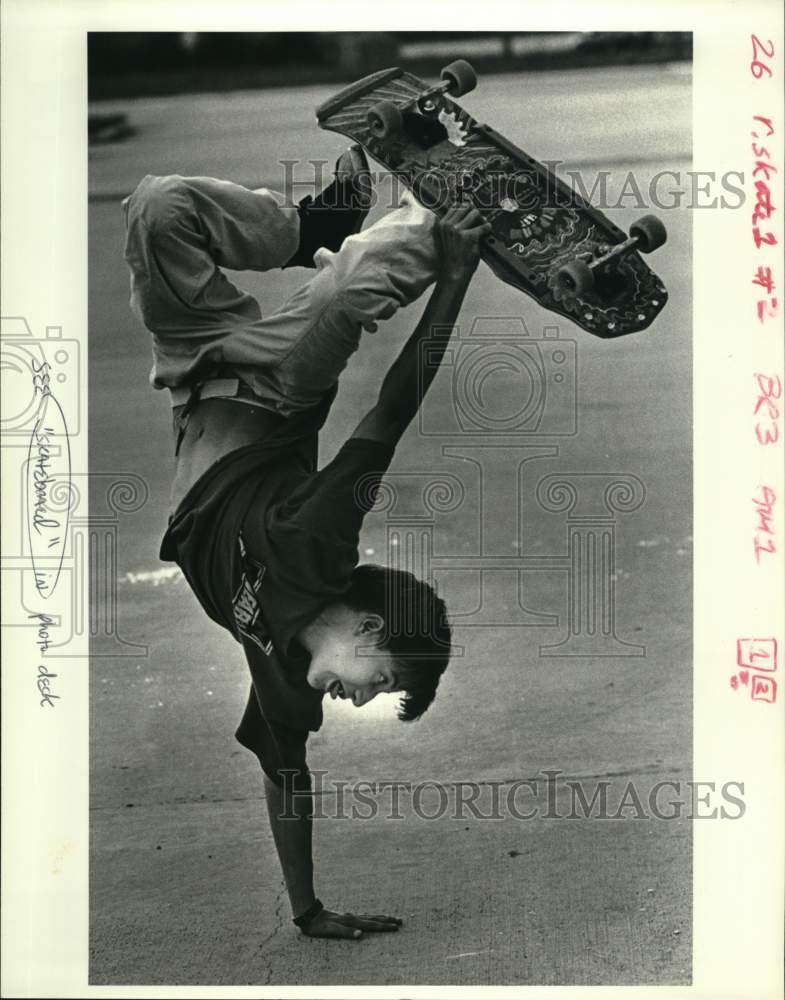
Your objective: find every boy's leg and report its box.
[125,173,439,411]
[223,195,441,414]
[124,152,371,348]
[124,174,303,388]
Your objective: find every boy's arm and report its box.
[264,775,403,939]
[263,775,316,916]
[351,204,491,446]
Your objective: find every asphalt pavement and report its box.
[88,63,693,986]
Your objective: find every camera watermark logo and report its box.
[355,314,650,656]
[1,316,147,660]
[1,317,81,436]
[418,317,577,437]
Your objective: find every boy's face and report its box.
[305,613,400,708]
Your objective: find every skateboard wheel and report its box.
[440,59,478,97]
[630,214,667,253]
[556,259,595,296]
[367,101,403,139]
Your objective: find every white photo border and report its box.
[1,1,783,997]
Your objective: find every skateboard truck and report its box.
[367,59,477,138]
[556,214,667,296]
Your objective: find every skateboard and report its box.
[316,62,668,338]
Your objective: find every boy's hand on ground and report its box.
[299,907,403,940]
[436,203,492,279]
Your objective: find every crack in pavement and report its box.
[258,881,288,985]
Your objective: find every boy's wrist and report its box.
[288,882,318,917]
[292,897,323,928]
[438,262,476,285]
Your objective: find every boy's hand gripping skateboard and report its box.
[317,61,668,338]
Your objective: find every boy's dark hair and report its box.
[344,563,452,721]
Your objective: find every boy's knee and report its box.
[126,174,190,235]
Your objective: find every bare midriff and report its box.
[169,398,285,513]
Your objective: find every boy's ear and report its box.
[354,613,384,636]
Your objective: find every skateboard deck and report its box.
[316,66,668,338]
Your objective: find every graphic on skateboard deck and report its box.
[316,63,668,338]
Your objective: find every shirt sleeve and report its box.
[273,437,396,548]
[235,685,312,793]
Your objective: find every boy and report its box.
[123,149,490,939]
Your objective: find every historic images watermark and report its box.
[279,159,746,214]
[276,770,745,822]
